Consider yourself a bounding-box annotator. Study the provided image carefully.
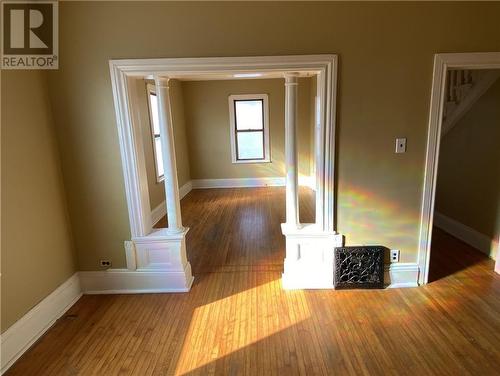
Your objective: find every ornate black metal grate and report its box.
[334,246,385,289]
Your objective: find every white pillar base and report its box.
[130,228,193,291]
[281,223,343,289]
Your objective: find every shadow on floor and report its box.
[427,226,493,282]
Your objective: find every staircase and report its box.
[442,69,500,137]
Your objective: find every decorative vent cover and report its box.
[334,246,385,289]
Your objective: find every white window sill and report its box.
[232,159,271,164]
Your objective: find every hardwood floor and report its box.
[156,187,315,274]
[6,189,500,375]
[428,227,495,282]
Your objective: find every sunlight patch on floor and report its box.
[174,278,310,374]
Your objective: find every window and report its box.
[146,84,164,182]
[229,94,270,163]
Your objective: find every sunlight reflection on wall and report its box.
[337,183,421,263]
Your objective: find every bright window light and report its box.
[146,84,165,182]
[229,94,270,163]
[233,73,263,78]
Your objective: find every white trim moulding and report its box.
[418,52,500,284]
[434,211,498,260]
[79,269,194,295]
[1,274,82,374]
[109,54,339,291]
[384,263,419,288]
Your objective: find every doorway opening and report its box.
[140,74,318,275]
[418,52,500,284]
[109,55,341,291]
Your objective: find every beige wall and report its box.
[183,77,313,180]
[45,2,500,269]
[1,71,77,332]
[137,79,192,210]
[435,77,500,241]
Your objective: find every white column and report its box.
[154,76,184,233]
[284,73,300,227]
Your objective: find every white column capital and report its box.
[284,73,300,85]
[154,75,170,88]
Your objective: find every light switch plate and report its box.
[395,138,407,153]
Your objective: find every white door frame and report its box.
[417,52,500,285]
[109,54,339,275]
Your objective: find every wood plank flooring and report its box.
[157,187,314,274]
[6,188,500,375]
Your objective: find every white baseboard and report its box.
[282,262,419,289]
[192,177,283,189]
[179,180,193,199]
[79,266,194,294]
[151,201,167,226]
[434,211,498,260]
[384,263,419,288]
[1,273,82,374]
[150,181,193,225]
[191,176,315,190]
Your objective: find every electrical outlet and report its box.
[390,250,400,263]
[395,138,407,153]
[100,259,112,268]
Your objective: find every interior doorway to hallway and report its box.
[418,52,500,284]
[429,67,500,281]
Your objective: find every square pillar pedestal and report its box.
[281,223,343,289]
[132,228,194,291]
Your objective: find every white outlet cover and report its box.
[395,138,407,153]
[390,249,400,262]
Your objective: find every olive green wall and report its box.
[435,77,500,241]
[137,79,191,211]
[182,77,313,180]
[45,2,500,270]
[1,71,77,332]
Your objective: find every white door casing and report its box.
[418,52,500,285]
[109,55,341,290]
